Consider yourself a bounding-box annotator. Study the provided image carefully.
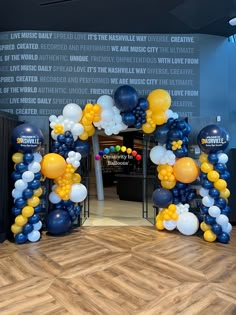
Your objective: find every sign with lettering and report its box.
[0,31,200,117]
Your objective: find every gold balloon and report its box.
[151,112,167,125]
[214,179,227,191]
[11,224,22,234]
[147,89,171,113]
[27,196,40,208]
[173,157,200,184]
[204,230,217,242]
[142,123,156,134]
[200,221,211,232]
[34,187,43,197]
[207,170,220,182]
[22,206,34,218]
[156,220,165,230]
[41,153,67,179]
[15,215,27,227]
[12,152,23,164]
[200,162,214,173]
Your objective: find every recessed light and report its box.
[229,17,236,26]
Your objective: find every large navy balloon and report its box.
[152,188,173,208]
[197,124,229,154]
[74,140,90,157]
[114,85,138,112]
[12,123,44,153]
[46,209,72,235]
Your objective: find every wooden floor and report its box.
[0,226,236,315]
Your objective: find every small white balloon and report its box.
[71,123,84,136]
[33,152,43,163]
[49,191,61,204]
[101,109,114,122]
[199,187,209,197]
[217,153,228,164]
[22,171,35,183]
[15,179,28,191]
[28,162,41,173]
[216,214,229,227]
[202,195,214,207]
[208,205,221,217]
[163,220,177,231]
[12,188,22,199]
[33,221,43,231]
[222,222,232,234]
[28,230,40,242]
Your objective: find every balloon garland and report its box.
[11,123,44,244]
[9,85,232,244]
[197,124,231,243]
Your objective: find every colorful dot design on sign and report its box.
[95,145,142,161]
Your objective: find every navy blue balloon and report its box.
[28,179,41,190]
[12,207,21,216]
[74,140,90,157]
[176,182,187,189]
[202,179,214,189]
[218,232,230,244]
[11,171,22,181]
[122,112,136,126]
[34,172,42,180]
[23,153,34,164]
[168,129,183,141]
[15,233,28,244]
[221,206,231,216]
[211,223,223,236]
[152,188,173,208]
[220,170,230,180]
[153,124,169,144]
[138,98,148,110]
[34,204,42,213]
[12,123,44,153]
[214,197,227,209]
[200,205,209,215]
[57,134,65,143]
[197,124,229,154]
[208,153,218,164]
[214,163,226,173]
[15,162,28,173]
[208,188,220,198]
[22,223,34,235]
[204,215,216,225]
[114,85,138,112]
[46,209,72,235]
[14,197,26,208]
[22,188,34,199]
[28,214,40,224]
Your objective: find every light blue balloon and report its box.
[33,220,43,231]
[27,230,40,242]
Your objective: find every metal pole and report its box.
[92,132,104,201]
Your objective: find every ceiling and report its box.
[0,0,236,37]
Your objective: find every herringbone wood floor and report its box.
[0,226,236,315]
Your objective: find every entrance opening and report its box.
[83,131,153,226]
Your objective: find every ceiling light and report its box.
[229,17,236,26]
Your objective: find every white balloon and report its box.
[217,153,228,164]
[63,103,82,122]
[72,160,80,168]
[202,195,214,207]
[49,115,57,123]
[105,127,113,136]
[222,222,232,234]
[70,183,87,203]
[12,188,22,199]
[71,123,84,136]
[101,109,114,122]
[51,130,58,141]
[49,191,61,204]
[199,187,209,197]
[163,220,177,231]
[150,145,166,165]
[216,214,229,227]
[208,205,221,217]
[33,152,42,163]
[28,162,41,173]
[177,212,199,236]
[28,230,40,242]
[22,171,34,183]
[15,179,28,191]
[33,221,43,231]
[97,95,114,109]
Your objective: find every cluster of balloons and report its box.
[11,123,44,244]
[153,188,199,235]
[95,145,142,161]
[197,124,231,243]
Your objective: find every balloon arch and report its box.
[10,85,231,244]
